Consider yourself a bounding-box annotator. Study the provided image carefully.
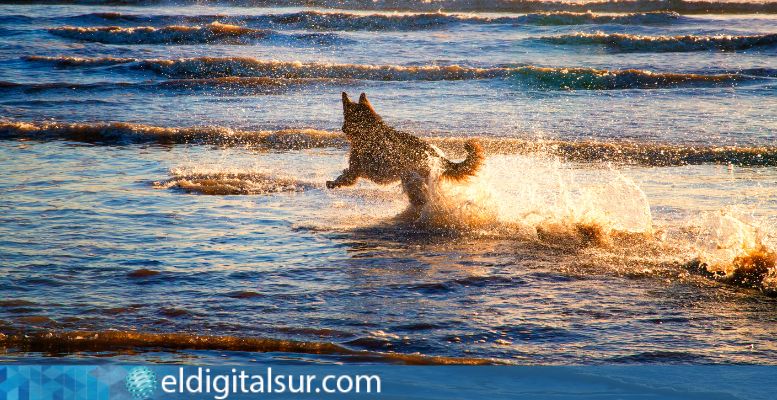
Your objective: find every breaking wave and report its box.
[23,56,755,89]
[71,10,515,30]
[0,80,138,92]
[3,120,777,167]
[157,77,352,94]
[0,77,347,95]
[7,0,777,14]
[58,10,683,30]
[49,22,345,45]
[23,55,135,67]
[438,138,777,167]
[542,32,777,52]
[116,60,760,90]
[0,120,346,147]
[520,11,682,25]
[0,330,497,365]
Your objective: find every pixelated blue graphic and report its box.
[124,367,156,400]
[0,366,136,400]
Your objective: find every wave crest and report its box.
[25,56,749,89]
[52,10,681,29]
[0,330,497,365]
[0,76,346,95]
[10,0,777,14]
[137,59,733,90]
[0,120,345,147]
[264,10,505,30]
[266,10,681,28]
[437,138,777,167]
[543,32,777,52]
[23,55,135,67]
[49,22,343,45]
[4,120,777,167]
[522,11,681,25]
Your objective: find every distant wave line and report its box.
[2,0,776,14]
[541,32,777,52]
[49,22,346,45]
[22,10,685,30]
[0,330,498,365]
[22,56,760,90]
[3,119,777,167]
[0,77,352,94]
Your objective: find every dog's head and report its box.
[341,92,383,139]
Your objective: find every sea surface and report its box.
[1,0,777,365]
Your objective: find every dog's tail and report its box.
[442,139,484,181]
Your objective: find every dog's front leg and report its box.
[326,168,359,189]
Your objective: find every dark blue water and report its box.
[1,3,776,365]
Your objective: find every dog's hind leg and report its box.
[401,172,427,207]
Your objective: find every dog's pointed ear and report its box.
[342,92,350,112]
[358,93,370,105]
[358,93,377,114]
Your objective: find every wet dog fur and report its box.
[327,92,484,207]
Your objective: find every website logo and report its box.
[126,366,158,400]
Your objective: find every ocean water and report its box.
[1,1,777,365]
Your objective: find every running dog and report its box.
[326,92,484,206]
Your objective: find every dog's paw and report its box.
[326,181,337,189]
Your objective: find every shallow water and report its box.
[1,3,776,365]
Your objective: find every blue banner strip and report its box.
[0,365,773,400]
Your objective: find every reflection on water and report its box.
[2,3,777,364]
[1,141,776,364]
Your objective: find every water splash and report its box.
[362,152,775,294]
[154,167,319,195]
[688,209,777,293]
[391,153,653,244]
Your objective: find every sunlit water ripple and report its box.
[1,3,776,365]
